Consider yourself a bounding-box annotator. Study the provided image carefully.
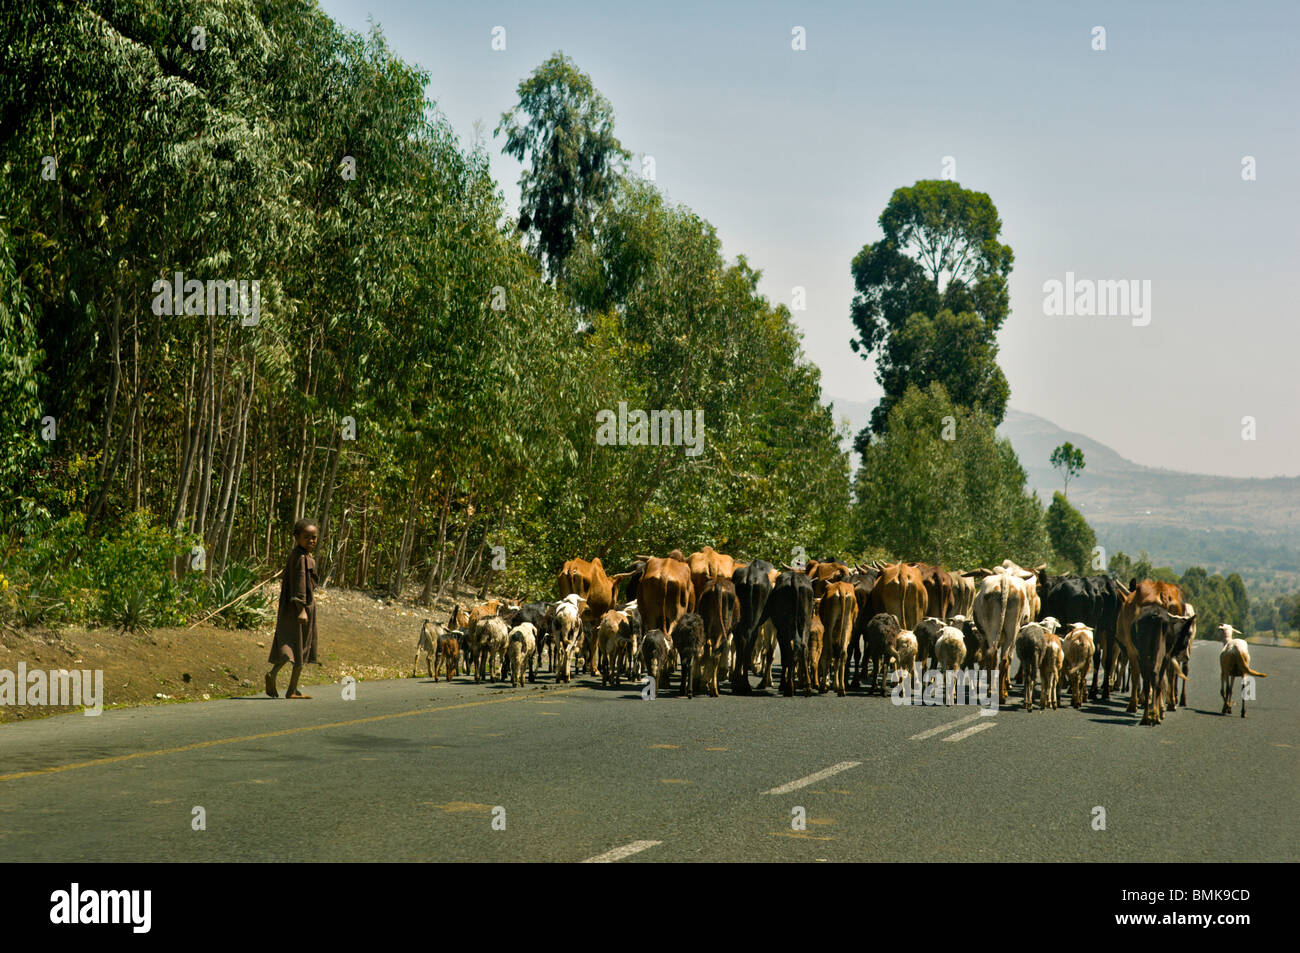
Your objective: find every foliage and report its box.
[1050,442,1086,496]
[852,383,1049,568]
[496,51,629,281]
[1045,491,1096,573]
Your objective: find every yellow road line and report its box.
[0,687,588,783]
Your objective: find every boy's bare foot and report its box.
[286,692,312,699]
[265,674,278,698]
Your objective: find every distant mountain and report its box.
[826,398,1300,587]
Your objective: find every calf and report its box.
[413,619,443,678]
[674,613,706,698]
[641,629,671,698]
[806,611,825,696]
[1218,624,1267,718]
[960,616,985,672]
[506,623,537,687]
[597,610,633,688]
[1061,624,1095,708]
[934,626,967,705]
[863,612,902,696]
[475,617,510,683]
[1132,606,1194,725]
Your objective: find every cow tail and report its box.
[1242,664,1268,678]
[902,575,912,628]
[998,579,1009,651]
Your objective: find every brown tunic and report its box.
[269,545,318,664]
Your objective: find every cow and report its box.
[447,603,471,630]
[674,613,706,698]
[1167,603,1195,711]
[506,623,537,687]
[868,561,930,629]
[819,581,859,696]
[862,612,902,696]
[688,546,744,598]
[413,619,443,678]
[615,558,648,604]
[1219,624,1267,718]
[1062,624,1094,708]
[464,600,503,662]
[596,610,634,687]
[913,564,953,623]
[475,616,510,683]
[802,559,852,598]
[870,562,927,630]
[1132,605,1195,725]
[731,560,777,694]
[639,552,695,645]
[1114,579,1185,713]
[1083,575,1125,699]
[558,557,631,637]
[641,629,671,698]
[807,610,825,695]
[847,567,881,687]
[757,571,815,697]
[948,571,977,619]
[972,572,1031,704]
[696,578,740,698]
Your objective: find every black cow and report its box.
[1132,605,1194,725]
[862,612,902,696]
[731,560,774,694]
[616,558,647,604]
[848,569,880,689]
[1086,575,1126,700]
[757,571,814,697]
[673,613,705,699]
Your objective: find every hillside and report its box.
[828,398,1300,588]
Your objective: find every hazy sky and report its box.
[321,0,1300,478]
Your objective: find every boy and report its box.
[266,519,320,699]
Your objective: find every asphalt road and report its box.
[1,641,1296,862]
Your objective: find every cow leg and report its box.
[730,635,751,695]
[1124,645,1141,713]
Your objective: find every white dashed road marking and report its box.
[943,722,997,742]
[909,712,984,741]
[762,761,862,795]
[581,840,662,863]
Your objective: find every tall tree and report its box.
[1050,442,1086,497]
[496,52,629,282]
[849,180,1014,443]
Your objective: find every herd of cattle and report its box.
[413,548,1269,724]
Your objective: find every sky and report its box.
[320,0,1300,478]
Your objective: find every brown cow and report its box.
[696,578,741,697]
[912,564,953,623]
[639,553,695,644]
[869,562,928,629]
[801,559,852,597]
[557,557,623,626]
[1114,578,1185,714]
[819,581,859,696]
[687,546,744,598]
